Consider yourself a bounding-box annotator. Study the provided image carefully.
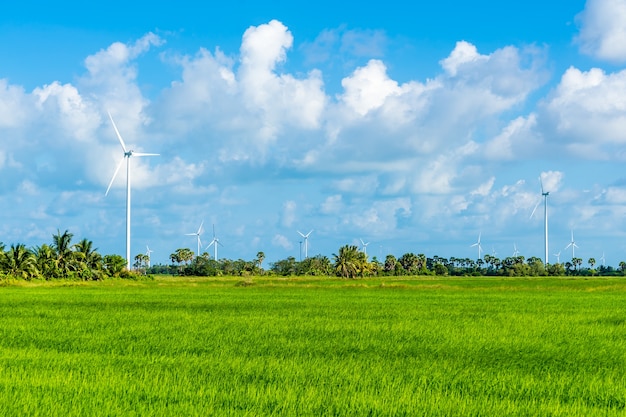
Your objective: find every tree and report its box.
[104,254,126,276]
[383,255,397,275]
[398,253,419,275]
[52,229,75,277]
[33,244,57,279]
[0,244,38,279]
[256,251,265,270]
[333,245,361,279]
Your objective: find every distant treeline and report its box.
[2,234,622,281]
[150,245,625,278]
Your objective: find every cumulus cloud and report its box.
[238,20,326,141]
[575,0,626,62]
[281,200,297,227]
[539,66,626,159]
[272,234,293,250]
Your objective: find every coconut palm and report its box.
[52,229,75,277]
[0,244,38,279]
[33,244,58,279]
[333,245,361,279]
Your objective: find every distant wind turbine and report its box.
[553,251,561,264]
[185,221,204,257]
[360,238,370,255]
[513,243,520,257]
[564,230,579,260]
[206,224,223,260]
[105,111,159,270]
[146,245,153,267]
[298,230,313,259]
[600,252,606,266]
[530,175,550,265]
[470,233,483,260]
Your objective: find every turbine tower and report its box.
[530,175,550,266]
[564,229,579,260]
[298,230,313,259]
[206,224,223,260]
[185,221,204,257]
[146,245,153,267]
[105,111,159,270]
[470,232,483,260]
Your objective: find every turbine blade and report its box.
[198,220,204,235]
[105,157,125,196]
[133,152,160,157]
[530,201,540,219]
[107,111,128,152]
[297,231,305,237]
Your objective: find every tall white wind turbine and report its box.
[185,221,204,258]
[105,111,159,270]
[564,229,579,260]
[206,224,223,260]
[470,232,483,260]
[298,230,313,259]
[360,238,370,255]
[530,176,550,266]
[146,245,153,267]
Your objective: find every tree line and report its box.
[2,233,624,281]
[0,230,141,281]
[152,244,626,279]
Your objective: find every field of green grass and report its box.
[0,276,625,416]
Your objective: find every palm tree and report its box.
[52,229,75,277]
[333,245,360,279]
[33,244,58,279]
[0,244,38,279]
[384,254,396,275]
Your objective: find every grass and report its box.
[0,276,625,416]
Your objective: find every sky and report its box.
[1,0,626,267]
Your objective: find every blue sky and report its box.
[2,0,626,267]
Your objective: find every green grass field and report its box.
[0,276,625,416]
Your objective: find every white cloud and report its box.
[440,41,488,77]
[340,59,402,116]
[0,79,30,128]
[540,171,564,193]
[484,115,539,160]
[239,20,326,140]
[575,0,626,62]
[272,234,293,250]
[320,195,343,214]
[539,66,626,158]
[281,200,297,227]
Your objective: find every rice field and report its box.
[0,276,625,416]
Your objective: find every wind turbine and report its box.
[206,224,223,260]
[146,245,153,267]
[360,238,370,255]
[553,251,561,264]
[105,111,159,270]
[513,243,520,257]
[185,221,204,258]
[564,229,579,260]
[470,232,483,260]
[600,252,606,267]
[530,175,550,266]
[298,230,313,259]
